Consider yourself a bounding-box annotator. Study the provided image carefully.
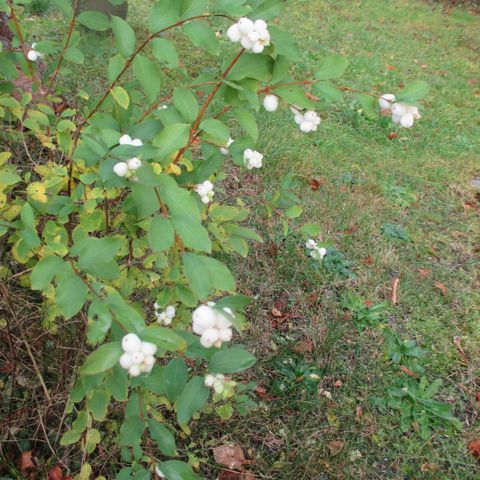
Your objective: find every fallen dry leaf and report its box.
[399,365,417,377]
[294,338,314,354]
[387,132,398,140]
[308,178,322,191]
[467,438,480,459]
[391,277,400,304]
[434,281,447,296]
[48,465,64,480]
[18,450,35,476]
[356,406,363,419]
[328,440,345,456]
[213,444,246,470]
[418,268,432,278]
[271,308,283,317]
[362,256,373,266]
[364,300,373,308]
[453,336,468,362]
[334,380,343,387]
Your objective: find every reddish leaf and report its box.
[418,268,432,278]
[334,379,343,387]
[467,439,480,459]
[213,444,246,470]
[362,256,373,266]
[48,465,64,480]
[363,300,373,308]
[476,392,480,403]
[387,132,398,140]
[308,178,322,191]
[434,281,447,296]
[18,450,35,476]
[271,308,282,317]
[399,365,417,377]
[356,406,363,419]
[294,338,314,354]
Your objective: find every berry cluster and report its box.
[243,149,263,170]
[113,135,143,178]
[154,303,175,325]
[291,107,321,133]
[204,373,227,393]
[119,333,157,377]
[195,180,215,204]
[192,303,234,348]
[379,94,421,128]
[306,239,327,260]
[226,18,270,54]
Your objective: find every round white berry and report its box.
[144,355,155,367]
[240,36,254,50]
[204,374,216,387]
[391,114,402,124]
[193,305,217,330]
[213,380,224,394]
[131,351,145,364]
[251,42,264,54]
[119,134,132,145]
[113,162,129,177]
[400,113,414,128]
[165,305,176,318]
[141,341,157,356]
[263,94,279,112]
[226,24,241,42]
[218,328,233,342]
[238,18,254,35]
[391,102,407,117]
[129,364,141,377]
[200,328,220,348]
[254,19,267,32]
[300,121,314,133]
[27,50,39,62]
[379,93,396,109]
[119,353,133,369]
[127,157,142,170]
[122,333,142,353]
[131,138,143,147]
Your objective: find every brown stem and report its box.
[259,81,380,98]
[6,0,38,82]
[47,0,81,91]
[174,48,245,164]
[80,14,235,128]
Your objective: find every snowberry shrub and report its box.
[0,0,428,477]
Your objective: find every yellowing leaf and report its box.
[27,182,48,203]
[167,163,181,176]
[0,151,12,166]
[111,86,130,109]
[152,163,163,174]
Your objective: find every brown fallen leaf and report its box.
[328,440,345,456]
[453,336,468,362]
[213,444,246,470]
[48,465,64,480]
[364,300,373,308]
[334,380,343,387]
[271,307,283,317]
[18,450,35,476]
[418,268,432,278]
[362,256,373,266]
[399,365,417,377]
[356,406,363,419]
[308,178,322,191]
[294,338,314,354]
[387,132,398,140]
[467,438,480,459]
[434,281,447,296]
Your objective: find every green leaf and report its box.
[274,85,314,109]
[152,38,179,68]
[397,80,430,103]
[285,205,303,218]
[75,236,122,281]
[80,342,123,376]
[64,47,84,64]
[152,124,190,164]
[111,86,130,110]
[199,118,229,145]
[162,359,188,402]
[133,54,161,102]
[141,326,187,352]
[148,216,175,252]
[176,376,209,424]
[208,348,256,373]
[269,25,300,60]
[250,0,285,20]
[298,223,321,236]
[120,415,146,447]
[354,92,378,118]
[315,55,349,80]
[157,175,211,252]
[232,109,258,142]
[111,16,136,57]
[105,368,128,401]
[382,223,411,241]
[78,11,110,31]
[182,21,219,56]
[30,255,65,290]
[229,54,273,82]
[55,272,88,319]
[156,461,197,480]
[87,389,110,421]
[313,83,344,102]
[148,418,177,456]
[183,253,235,299]
[131,183,160,219]
[60,428,81,446]
[173,87,199,123]
[0,168,21,185]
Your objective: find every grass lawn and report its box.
[13,0,480,479]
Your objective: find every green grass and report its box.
[22,1,480,478]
